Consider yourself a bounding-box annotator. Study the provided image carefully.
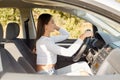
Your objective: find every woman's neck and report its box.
[43,32,50,37]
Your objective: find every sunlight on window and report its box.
[0,8,22,38]
[32,8,93,39]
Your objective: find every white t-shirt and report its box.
[36,28,83,65]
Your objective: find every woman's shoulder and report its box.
[37,36,51,43]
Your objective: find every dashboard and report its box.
[91,44,114,74]
[86,31,120,74]
[56,31,120,72]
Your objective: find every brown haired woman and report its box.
[36,13,93,76]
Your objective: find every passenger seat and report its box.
[0,24,26,77]
[0,48,27,77]
[4,22,36,73]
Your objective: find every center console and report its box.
[89,44,114,74]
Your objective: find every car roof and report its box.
[0,0,120,23]
[93,0,120,12]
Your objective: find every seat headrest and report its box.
[6,22,20,40]
[0,24,3,41]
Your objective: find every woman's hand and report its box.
[54,24,60,31]
[79,30,93,40]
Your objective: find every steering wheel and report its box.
[72,37,91,62]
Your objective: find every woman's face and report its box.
[45,18,55,33]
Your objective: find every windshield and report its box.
[96,14,120,33]
[91,0,120,33]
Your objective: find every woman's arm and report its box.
[48,30,93,57]
[51,27,69,43]
[47,38,83,57]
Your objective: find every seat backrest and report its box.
[0,48,27,77]
[97,48,120,75]
[0,23,26,77]
[5,22,36,73]
[6,22,19,40]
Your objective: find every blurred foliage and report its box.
[116,0,120,2]
[32,8,92,38]
[0,8,20,30]
[0,8,92,39]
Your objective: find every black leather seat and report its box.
[0,48,27,77]
[0,23,26,77]
[4,22,36,73]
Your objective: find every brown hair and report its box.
[36,13,52,40]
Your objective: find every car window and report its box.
[0,8,23,38]
[32,8,93,39]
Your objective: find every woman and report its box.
[36,13,93,75]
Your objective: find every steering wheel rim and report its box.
[72,37,91,62]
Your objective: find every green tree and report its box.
[0,8,92,39]
[116,0,120,3]
[0,8,20,30]
[33,8,92,38]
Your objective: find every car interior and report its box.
[0,0,120,80]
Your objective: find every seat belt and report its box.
[24,18,30,47]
